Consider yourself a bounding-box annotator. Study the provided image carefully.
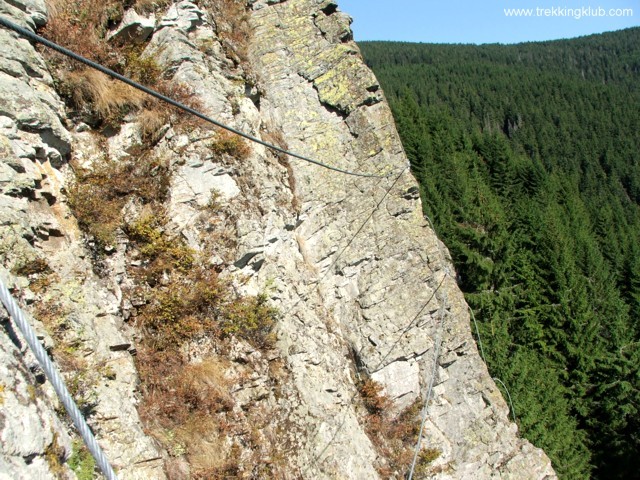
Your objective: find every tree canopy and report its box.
[360,28,640,479]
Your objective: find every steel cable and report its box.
[0,277,118,480]
[0,15,391,179]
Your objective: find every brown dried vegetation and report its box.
[133,0,172,14]
[120,203,280,479]
[358,379,439,478]
[43,0,199,131]
[202,0,253,66]
[70,158,283,476]
[139,355,234,427]
[42,1,294,476]
[67,153,170,250]
[43,0,125,71]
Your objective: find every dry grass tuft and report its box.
[139,355,233,426]
[58,69,147,126]
[137,108,169,144]
[181,420,240,478]
[137,348,252,478]
[131,80,206,139]
[203,0,253,66]
[357,380,438,477]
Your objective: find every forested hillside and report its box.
[360,29,640,480]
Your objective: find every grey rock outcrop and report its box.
[0,2,164,478]
[0,317,72,480]
[157,1,205,32]
[1,0,46,29]
[108,9,156,45]
[0,0,557,479]
[247,1,556,477]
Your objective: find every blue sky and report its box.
[339,0,639,44]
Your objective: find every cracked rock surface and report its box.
[0,2,165,478]
[249,0,556,478]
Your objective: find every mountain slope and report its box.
[360,28,640,480]
[0,0,555,478]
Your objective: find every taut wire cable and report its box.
[0,16,391,179]
[0,277,118,480]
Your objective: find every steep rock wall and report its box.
[0,0,556,478]
[0,2,165,479]
[247,2,555,478]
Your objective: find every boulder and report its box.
[107,9,156,45]
[157,1,205,32]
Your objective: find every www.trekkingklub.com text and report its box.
[504,6,633,19]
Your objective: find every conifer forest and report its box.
[360,28,640,479]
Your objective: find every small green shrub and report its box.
[68,155,170,251]
[44,433,66,478]
[209,129,251,160]
[421,447,441,464]
[410,447,443,477]
[135,269,276,352]
[222,293,278,347]
[67,159,124,248]
[68,440,97,480]
[205,189,222,212]
[124,48,162,85]
[125,213,195,284]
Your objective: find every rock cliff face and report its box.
[0,0,556,478]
